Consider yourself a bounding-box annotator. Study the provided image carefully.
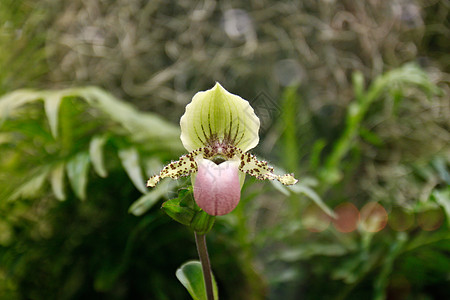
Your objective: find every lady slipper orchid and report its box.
[147,83,297,216]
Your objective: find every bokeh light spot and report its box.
[274,59,305,87]
[332,202,359,233]
[222,9,253,40]
[302,203,331,232]
[388,207,414,231]
[417,208,444,231]
[360,202,388,232]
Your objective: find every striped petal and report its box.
[180,83,260,152]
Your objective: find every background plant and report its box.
[0,0,449,299]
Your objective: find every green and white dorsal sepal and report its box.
[180,82,260,153]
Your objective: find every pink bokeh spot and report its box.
[194,159,241,216]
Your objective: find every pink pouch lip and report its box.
[193,158,241,216]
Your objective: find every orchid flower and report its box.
[147,83,297,216]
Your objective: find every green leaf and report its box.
[77,87,183,150]
[309,139,326,170]
[322,63,441,185]
[359,127,384,147]
[176,260,218,300]
[289,184,336,218]
[66,152,90,200]
[177,186,197,210]
[160,187,216,232]
[160,186,198,225]
[50,162,66,201]
[270,180,290,196]
[9,167,50,200]
[366,63,440,110]
[0,89,42,127]
[129,179,175,216]
[44,92,63,138]
[274,243,349,262]
[118,147,147,194]
[89,135,108,178]
[0,133,10,145]
[161,197,196,226]
[0,87,184,151]
[352,71,364,103]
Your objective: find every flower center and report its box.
[201,142,239,164]
[211,155,227,165]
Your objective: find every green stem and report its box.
[195,232,214,300]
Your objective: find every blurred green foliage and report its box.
[0,0,449,299]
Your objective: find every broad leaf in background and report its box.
[89,135,109,178]
[129,179,176,216]
[9,167,50,201]
[66,152,90,200]
[118,147,147,194]
[0,87,183,149]
[0,87,183,202]
[44,92,63,138]
[50,162,66,201]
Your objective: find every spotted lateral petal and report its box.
[147,149,203,187]
[180,82,260,153]
[238,151,298,185]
